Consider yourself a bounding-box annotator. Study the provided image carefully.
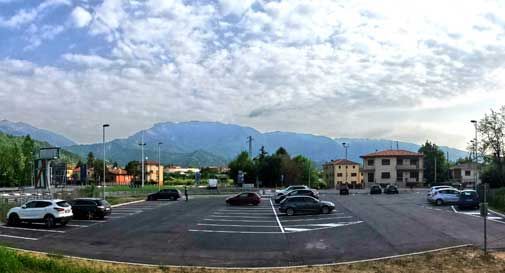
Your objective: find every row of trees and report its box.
[228,147,322,188]
[0,135,36,187]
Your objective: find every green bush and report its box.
[489,188,505,212]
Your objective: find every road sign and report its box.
[39,147,60,160]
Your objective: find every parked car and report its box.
[457,190,480,210]
[426,185,455,201]
[226,192,261,206]
[339,184,350,195]
[384,185,399,194]
[69,198,111,220]
[370,185,382,194]
[279,196,335,216]
[274,189,319,204]
[429,188,461,205]
[6,199,73,228]
[275,185,310,196]
[147,189,181,201]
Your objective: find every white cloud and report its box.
[71,6,92,28]
[2,0,505,148]
[0,0,70,28]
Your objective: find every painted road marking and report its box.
[65,224,88,228]
[270,199,285,233]
[203,219,276,222]
[0,234,39,240]
[0,225,65,233]
[281,216,353,222]
[208,215,274,219]
[189,229,283,234]
[70,220,106,223]
[197,223,279,228]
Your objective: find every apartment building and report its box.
[361,150,424,188]
[449,162,480,188]
[323,159,363,189]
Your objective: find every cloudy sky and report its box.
[1,0,504,149]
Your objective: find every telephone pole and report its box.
[138,132,146,188]
[247,136,254,158]
[342,142,349,185]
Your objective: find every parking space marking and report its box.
[204,218,278,222]
[270,199,285,233]
[65,224,89,228]
[0,225,65,233]
[197,223,279,228]
[0,234,39,240]
[70,220,106,223]
[188,229,283,234]
[281,216,353,222]
[208,215,274,219]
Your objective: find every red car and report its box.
[225,192,261,206]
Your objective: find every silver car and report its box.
[430,188,461,205]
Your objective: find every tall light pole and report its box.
[342,142,349,186]
[102,124,110,200]
[471,120,478,186]
[158,142,163,191]
[139,132,146,188]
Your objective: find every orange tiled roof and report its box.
[325,159,360,165]
[361,149,423,158]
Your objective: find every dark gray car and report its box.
[279,196,335,216]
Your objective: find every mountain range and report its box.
[0,120,470,167]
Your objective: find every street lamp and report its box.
[158,142,163,191]
[342,142,349,186]
[102,124,110,200]
[138,132,146,188]
[470,120,478,185]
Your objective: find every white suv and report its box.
[7,199,73,228]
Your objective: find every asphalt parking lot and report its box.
[1,190,505,267]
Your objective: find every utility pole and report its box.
[342,142,349,186]
[246,136,253,158]
[102,124,110,200]
[158,142,163,191]
[471,120,479,188]
[139,132,146,188]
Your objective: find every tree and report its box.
[477,106,505,187]
[125,161,140,181]
[87,152,95,168]
[419,141,449,184]
[228,151,256,184]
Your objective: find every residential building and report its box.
[449,163,480,187]
[323,159,363,189]
[361,150,424,188]
[107,167,133,185]
[143,161,164,186]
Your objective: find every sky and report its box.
[1,0,505,149]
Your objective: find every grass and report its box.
[105,196,144,206]
[489,188,505,213]
[0,202,15,224]
[1,246,505,273]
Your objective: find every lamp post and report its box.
[471,120,478,186]
[158,142,163,191]
[342,142,349,186]
[102,124,110,200]
[139,132,146,188]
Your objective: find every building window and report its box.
[397,171,403,181]
[382,159,390,166]
[410,159,418,166]
[352,165,355,169]
[351,173,357,177]
[367,159,374,166]
[410,171,419,179]
[465,170,471,176]
[368,173,374,182]
[381,172,391,179]
[397,159,403,165]
[337,173,343,177]
[338,166,341,169]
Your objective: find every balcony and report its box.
[396,164,421,170]
[362,165,375,171]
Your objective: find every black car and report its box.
[274,189,319,204]
[69,198,111,220]
[226,192,261,206]
[384,185,399,194]
[147,189,181,201]
[339,184,350,195]
[370,185,382,194]
[457,190,480,210]
[279,196,335,216]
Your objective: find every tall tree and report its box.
[419,141,449,184]
[87,152,95,168]
[477,106,505,187]
[228,151,256,184]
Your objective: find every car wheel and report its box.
[44,215,55,228]
[436,199,444,206]
[286,208,295,216]
[322,206,330,214]
[7,214,20,226]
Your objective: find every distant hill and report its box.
[65,121,469,167]
[0,120,76,147]
[0,132,81,164]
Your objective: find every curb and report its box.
[111,199,145,208]
[2,244,472,270]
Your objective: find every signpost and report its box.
[480,183,488,254]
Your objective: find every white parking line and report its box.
[209,215,274,219]
[197,223,279,228]
[0,225,65,233]
[189,229,283,234]
[0,234,39,240]
[213,212,272,215]
[270,199,285,233]
[281,216,353,222]
[70,220,105,223]
[65,224,88,228]
[204,218,279,222]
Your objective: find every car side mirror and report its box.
[21,205,26,209]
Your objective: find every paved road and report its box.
[0,191,504,267]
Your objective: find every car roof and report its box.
[27,199,63,202]
[461,189,477,192]
[74,198,102,200]
[285,195,316,200]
